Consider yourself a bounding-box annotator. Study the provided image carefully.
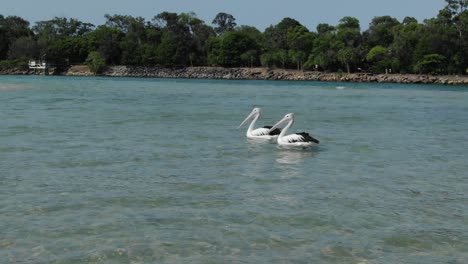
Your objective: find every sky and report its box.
[2,0,446,31]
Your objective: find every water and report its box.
[1,76,467,263]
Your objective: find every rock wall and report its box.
[2,65,468,85]
[100,66,468,85]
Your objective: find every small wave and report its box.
[0,84,32,91]
[336,86,346,90]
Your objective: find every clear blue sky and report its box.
[3,0,446,31]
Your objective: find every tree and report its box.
[446,0,468,15]
[87,25,123,65]
[402,17,418,25]
[337,47,355,73]
[104,14,147,65]
[0,16,32,60]
[212,12,237,35]
[33,17,95,64]
[366,45,397,73]
[85,51,106,74]
[155,32,177,67]
[179,12,215,66]
[206,36,222,66]
[414,54,447,74]
[288,49,307,70]
[391,20,421,73]
[366,16,400,47]
[274,49,290,68]
[444,1,468,72]
[7,36,39,60]
[411,10,460,74]
[152,12,208,67]
[335,17,362,73]
[305,25,339,71]
[287,25,314,70]
[207,31,258,67]
[263,17,301,51]
[238,25,263,46]
[316,23,335,36]
[240,49,258,67]
[337,16,360,31]
[33,17,94,37]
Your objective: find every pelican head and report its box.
[238,107,262,128]
[269,113,294,132]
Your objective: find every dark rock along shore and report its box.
[2,66,468,85]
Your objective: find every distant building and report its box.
[28,58,55,75]
[28,60,49,69]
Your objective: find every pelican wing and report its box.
[263,126,281,135]
[285,133,320,144]
[250,127,271,136]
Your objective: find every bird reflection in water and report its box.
[276,149,314,165]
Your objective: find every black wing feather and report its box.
[263,126,282,136]
[296,132,320,144]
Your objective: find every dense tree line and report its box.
[1,0,467,74]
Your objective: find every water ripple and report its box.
[0,76,467,263]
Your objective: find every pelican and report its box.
[238,107,281,140]
[268,113,319,148]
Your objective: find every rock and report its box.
[2,65,467,85]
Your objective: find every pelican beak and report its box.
[268,116,288,133]
[238,111,256,128]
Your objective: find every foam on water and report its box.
[0,83,31,91]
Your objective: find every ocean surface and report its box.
[0,76,467,264]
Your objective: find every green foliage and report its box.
[366,16,400,47]
[0,2,467,75]
[85,51,106,74]
[240,49,258,67]
[206,36,222,66]
[366,45,398,73]
[316,23,335,35]
[338,17,360,31]
[0,59,28,70]
[33,17,94,37]
[445,0,468,15]
[211,13,237,35]
[334,17,361,73]
[207,31,258,67]
[260,49,290,68]
[287,25,314,70]
[0,15,32,60]
[366,45,388,61]
[337,47,355,73]
[391,21,421,73]
[308,32,339,71]
[7,36,39,60]
[414,54,447,74]
[263,17,302,51]
[87,25,123,65]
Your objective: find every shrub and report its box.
[0,59,28,70]
[85,51,106,74]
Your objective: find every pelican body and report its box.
[238,108,281,140]
[268,113,319,148]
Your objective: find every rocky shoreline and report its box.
[2,65,468,85]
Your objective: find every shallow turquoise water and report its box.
[0,76,467,263]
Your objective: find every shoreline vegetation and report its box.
[1,0,467,80]
[1,65,467,85]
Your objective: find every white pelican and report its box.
[268,113,319,148]
[238,107,281,140]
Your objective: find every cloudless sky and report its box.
[3,0,446,31]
